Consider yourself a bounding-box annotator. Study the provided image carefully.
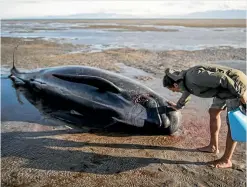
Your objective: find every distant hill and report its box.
[181,10,246,19]
[5,9,246,20]
[44,13,135,19]
[43,10,246,19]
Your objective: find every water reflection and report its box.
[1,78,43,123]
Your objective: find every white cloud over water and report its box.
[1,0,246,19]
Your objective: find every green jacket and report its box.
[176,65,247,109]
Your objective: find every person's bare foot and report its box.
[209,159,232,168]
[197,145,219,154]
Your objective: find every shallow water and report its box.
[1,20,246,51]
[1,76,71,128]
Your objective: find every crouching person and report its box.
[162,64,247,168]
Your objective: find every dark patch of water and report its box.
[1,76,74,128]
[1,77,42,122]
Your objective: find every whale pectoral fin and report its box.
[52,74,121,94]
[111,117,145,127]
[111,117,132,126]
[10,75,25,86]
[70,110,84,116]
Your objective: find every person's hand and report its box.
[167,101,176,106]
[167,101,179,111]
[240,91,247,105]
[240,91,247,114]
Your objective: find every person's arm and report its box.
[192,70,246,98]
[167,91,191,110]
[176,91,191,109]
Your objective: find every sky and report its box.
[0,0,246,19]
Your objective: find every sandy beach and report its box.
[1,35,246,187]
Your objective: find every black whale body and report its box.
[11,65,181,134]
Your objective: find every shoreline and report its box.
[2,19,246,28]
[1,37,246,75]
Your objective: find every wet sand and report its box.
[1,37,246,187]
[82,25,179,32]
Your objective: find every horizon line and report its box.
[2,18,246,20]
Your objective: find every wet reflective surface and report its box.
[2,77,42,123]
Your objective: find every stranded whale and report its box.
[10,62,181,134]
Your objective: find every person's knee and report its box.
[208,108,222,119]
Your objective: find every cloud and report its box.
[1,0,246,19]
